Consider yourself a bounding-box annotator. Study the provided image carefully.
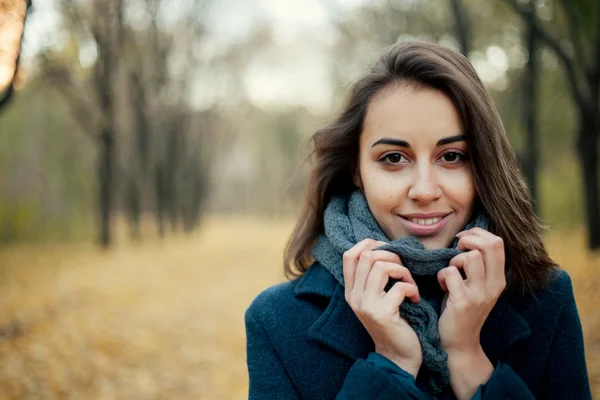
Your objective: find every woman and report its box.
[245,41,591,399]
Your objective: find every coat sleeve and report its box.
[475,362,535,399]
[335,354,426,399]
[477,271,592,400]
[245,307,427,400]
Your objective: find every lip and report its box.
[398,213,451,236]
[400,212,451,219]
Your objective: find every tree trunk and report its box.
[98,131,114,248]
[126,177,141,240]
[165,128,180,232]
[582,35,600,249]
[155,163,166,237]
[523,10,539,212]
[126,76,150,241]
[578,117,600,249]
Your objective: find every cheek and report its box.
[360,165,408,207]
[443,169,476,209]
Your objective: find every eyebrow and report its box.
[371,135,467,148]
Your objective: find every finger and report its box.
[364,261,414,296]
[448,252,468,280]
[456,232,488,251]
[455,227,489,238]
[383,281,420,310]
[388,264,416,286]
[456,250,485,288]
[354,249,402,294]
[438,266,467,300]
[456,233,505,290]
[438,266,448,292]
[456,229,502,259]
[343,239,388,291]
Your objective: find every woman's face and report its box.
[356,83,476,249]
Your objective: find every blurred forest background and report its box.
[1,0,600,398]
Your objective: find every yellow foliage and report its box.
[0,199,39,242]
[0,217,598,398]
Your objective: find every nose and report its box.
[408,165,442,204]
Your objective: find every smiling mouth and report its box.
[398,213,451,236]
[406,217,442,225]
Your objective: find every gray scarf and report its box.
[312,191,489,395]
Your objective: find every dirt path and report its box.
[0,217,291,399]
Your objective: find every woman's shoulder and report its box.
[515,268,579,326]
[245,263,336,329]
[538,267,576,304]
[512,268,574,303]
[246,279,299,319]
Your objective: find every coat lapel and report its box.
[306,285,374,360]
[480,295,531,362]
[295,264,531,363]
[294,265,373,360]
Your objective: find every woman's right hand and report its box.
[343,239,423,378]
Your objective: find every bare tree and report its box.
[40,0,211,244]
[120,0,208,238]
[41,0,124,248]
[505,0,600,249]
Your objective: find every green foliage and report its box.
[539,155,584,229]
[0,76,94,243]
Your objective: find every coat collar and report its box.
[294,263,531,362]
[294,263,338,299]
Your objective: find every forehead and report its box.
[361,84,464,145]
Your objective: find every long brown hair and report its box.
[284,41,557,295]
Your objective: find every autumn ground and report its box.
[0,217,599,399]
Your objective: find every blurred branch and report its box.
[558,0,588,72]
[504,0,591,116]
[50,0,124,137]
[449,0,470,55]
[126,0,207,108]
[59,0,93,44]
[38,53,99,138]
[159,0,207,65]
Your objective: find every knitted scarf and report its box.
[312,190,489,395]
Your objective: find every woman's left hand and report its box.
[437,228,507,399]
[437,227,507,354]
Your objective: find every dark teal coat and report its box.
[245,263,592,399]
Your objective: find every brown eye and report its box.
[440,152,465,163]
[386,153,402,163]
[379,152,408,165]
